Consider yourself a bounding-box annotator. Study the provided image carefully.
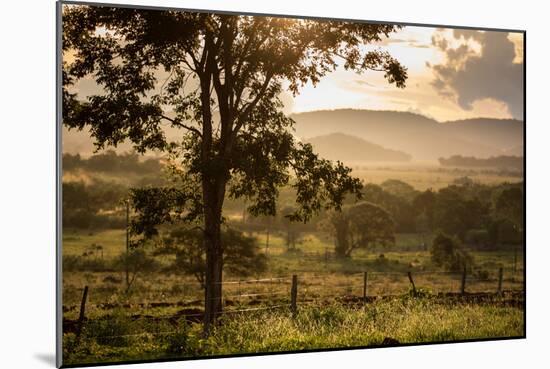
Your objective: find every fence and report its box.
[64,267,524,343]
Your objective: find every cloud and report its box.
[377,38,431,49]
[429,30,524,119]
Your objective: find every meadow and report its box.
[62,227,524,366]
[61,160,525,365]
[63,295,524,365]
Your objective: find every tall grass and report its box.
[64,297,523,365]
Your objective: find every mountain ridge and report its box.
[305,132,412,163]
[291,109,523,161]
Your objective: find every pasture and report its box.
[62,228,524,365]
[61,160,525,365]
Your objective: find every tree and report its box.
[495,187,524,229]
[113,248,160,293]
[413,189,436,231]
[415,211,430,250]
[433,187,489,241]
[362,183,416,232]
[62,5,407,334]
[159,227,267,287]
[329,202,395,257]
[380,179,417,201]
[430,232,473,272]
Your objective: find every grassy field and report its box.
[63,296,524,366]
[63,164,523,191]
[62,214,524,364]
[350,165,522,191]
[62,229,524,320]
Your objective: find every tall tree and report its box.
[62,5,407,334]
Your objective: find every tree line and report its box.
[64,151,163,175]
[439,155,523,170]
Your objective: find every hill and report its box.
[291,109,523,161]
[305,133,411,163]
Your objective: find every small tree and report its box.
[114,248,159,293]
[159,227,267,287]
[430,232,473,272]
[329,202,395,257]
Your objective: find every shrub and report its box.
[430,232,474,272]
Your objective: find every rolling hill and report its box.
[63,108,524,163]
[305,133,411,163]
[291,109,523,161]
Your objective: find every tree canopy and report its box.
[328,202,395,257]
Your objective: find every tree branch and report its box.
[160,115,203,137]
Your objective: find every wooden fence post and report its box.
[407,271,417,296]
[497,267,503,294]
[461,267,467,295]
[290,275,298,316]
[76,285,89,342]
[363,271,368,303]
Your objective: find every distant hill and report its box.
[63,108,524,162]
[291,109,524,161]
[305,133,411,163]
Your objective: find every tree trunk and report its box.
[334,223,350,258]
[202,179,226,336]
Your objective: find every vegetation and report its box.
[63,5,411,333]
[157,227,268,287]
[439,155,523,170]
[328,202,395,257]
[430,232,473,272]
[63,298,523,365]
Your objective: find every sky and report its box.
[67,16,525,123]
[288,26,524,122]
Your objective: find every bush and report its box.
[113,249,161,274]
[430,232,474,272]
[475,269,490,281]
[165,321,190,355]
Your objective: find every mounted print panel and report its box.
[57,1,525,367]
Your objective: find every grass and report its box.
[63,229,127,258]
[61,228,524,366]
[63,296,524,365]
[62,229,524,312]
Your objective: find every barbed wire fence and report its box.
[64,267,524,343]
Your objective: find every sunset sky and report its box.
[68,12,525,123]
[288,26,524,121]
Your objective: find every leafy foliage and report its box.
[62,4,407,330]
[430,232,473,272]
[157,227,267,286]
[328,202,395,257]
